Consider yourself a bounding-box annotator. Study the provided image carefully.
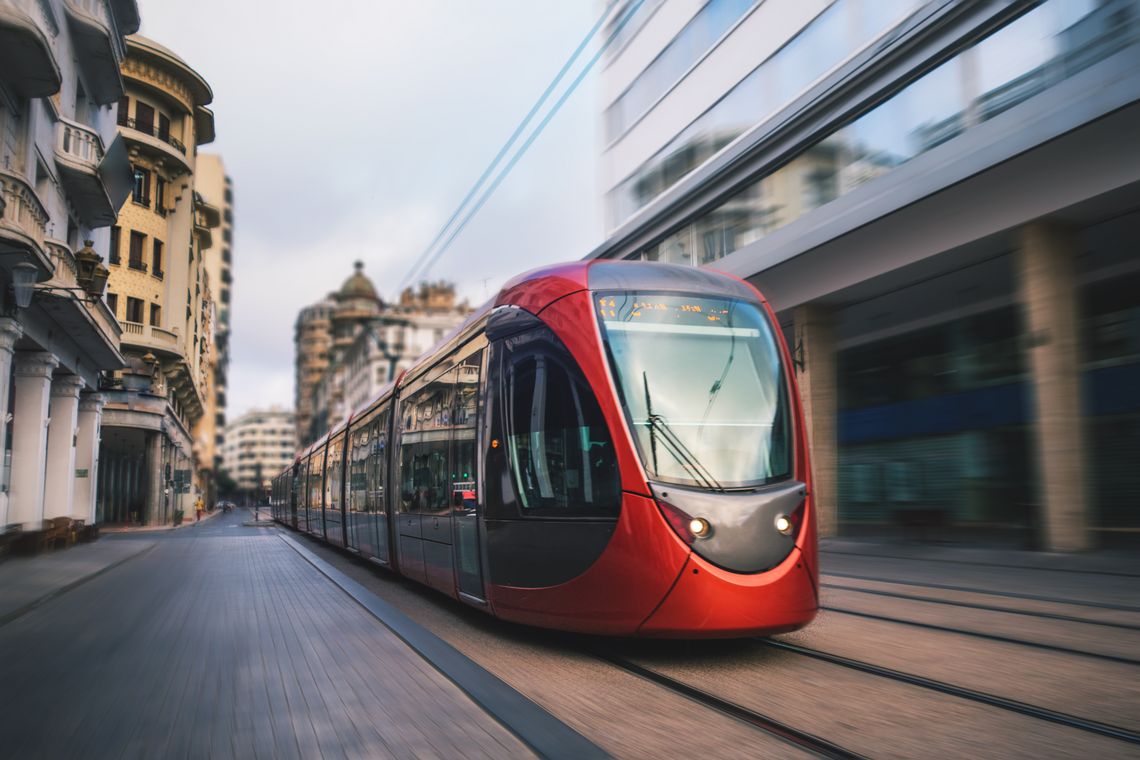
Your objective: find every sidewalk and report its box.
[0,538,155,626]
[101,505,225,534]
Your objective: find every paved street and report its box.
[0,512,536,759]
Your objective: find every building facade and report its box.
[294,263,469,449]
[221,407,294,495]
[0,0,139,535]
[594,0,1140,550]
[97,34,219,525]
[194,153,232,507]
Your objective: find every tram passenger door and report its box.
[452,351,485,601]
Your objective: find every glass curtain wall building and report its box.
[593,0,1140,549]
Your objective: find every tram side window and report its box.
[369,410,389,512]
[505,344,620,516]
[399,378,452,514]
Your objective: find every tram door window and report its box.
[504,339,621,517]
[451,350,484,599]
[397,373,453,583]
[309,450,325,537]
[368,407,390,563]
[297,459,310,532]
[325,433,346,546]
[347,423,369,554]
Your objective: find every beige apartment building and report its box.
[97,34,219,525]
[194,153,233,506]
[0,0,138,539]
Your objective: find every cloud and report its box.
[138,0,604,419]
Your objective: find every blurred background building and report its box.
[0,0,138,537]
[96,34,220,525]
[293,263,469,449]
[592,0,1140,550]
[194,154,233,508]
[221,406,293,497]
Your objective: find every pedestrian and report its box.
[195,496,204,522]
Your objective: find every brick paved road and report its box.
[0,512,532,759]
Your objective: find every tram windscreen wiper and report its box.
[641,374,724,492]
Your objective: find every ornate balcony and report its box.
[121,117,192,176]
[0,168,51,274]
[55,118,119,227]
[0,0,61,97]
[120,320,183,359]
[63,0,125,104]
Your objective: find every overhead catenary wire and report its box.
[397,0,644,294]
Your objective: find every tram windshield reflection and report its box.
[597,293,791,489]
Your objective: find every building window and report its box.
[126,297,144,323]
[109,226,121,264]
[150,303,161,326]
[116,96,129,127]
[158,113,170,142]
[155,176,166,216]
[134,101,154,135]
[132,167,150,206]
[152,239,164,278]
[128,231,147,271]
[106,292,118,316]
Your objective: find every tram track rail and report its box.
[593,650,867,760]
[762,639,1140,746]
[824,571,1140,614]
[823,582,1140,631]
[822,605,1140,667]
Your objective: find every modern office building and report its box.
[194,153,233,506]
[593,0,1140,549]
[221,407,294,494]
[0,0,139,536]
[97,34,219,525]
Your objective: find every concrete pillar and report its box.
[43,375,85,520]
[1017,221,1089,551]
[793,304,838,537]
[147,432,164,525]
[9,352,59,529]
[0,318,23,528]
[73,392,104,523]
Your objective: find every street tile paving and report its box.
[0,513,532,759]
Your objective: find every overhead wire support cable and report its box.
[397,0,621,293]
[399,0,645,291]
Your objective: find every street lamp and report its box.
[10,241,110,309]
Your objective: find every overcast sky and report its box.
[137,1,604,419]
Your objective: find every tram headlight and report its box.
[689,517,711,538]
[775,514,793,535]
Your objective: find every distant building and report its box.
[222,407,294,494]
[593,0,1140,549]
[293,263,469,448]
[98,35,219,525]
[0,0,140,535]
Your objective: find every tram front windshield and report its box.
[597,292,791,489]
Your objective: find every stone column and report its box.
[43,375,84,520]
[0,319,23,528]
[73,392,104,523]
[147,432,164,525]
[9,352,59,529]
[794,304,838,538]
[1017,221,1089,551]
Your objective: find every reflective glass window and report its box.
[502,330,620,516]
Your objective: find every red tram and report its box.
[271,261,818,637]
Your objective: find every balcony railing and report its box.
[56,118,105,171]
[120,320,180,350]
[0,169,49,256]
[121,118,186,155]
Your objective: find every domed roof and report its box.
[337,261,380,303]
